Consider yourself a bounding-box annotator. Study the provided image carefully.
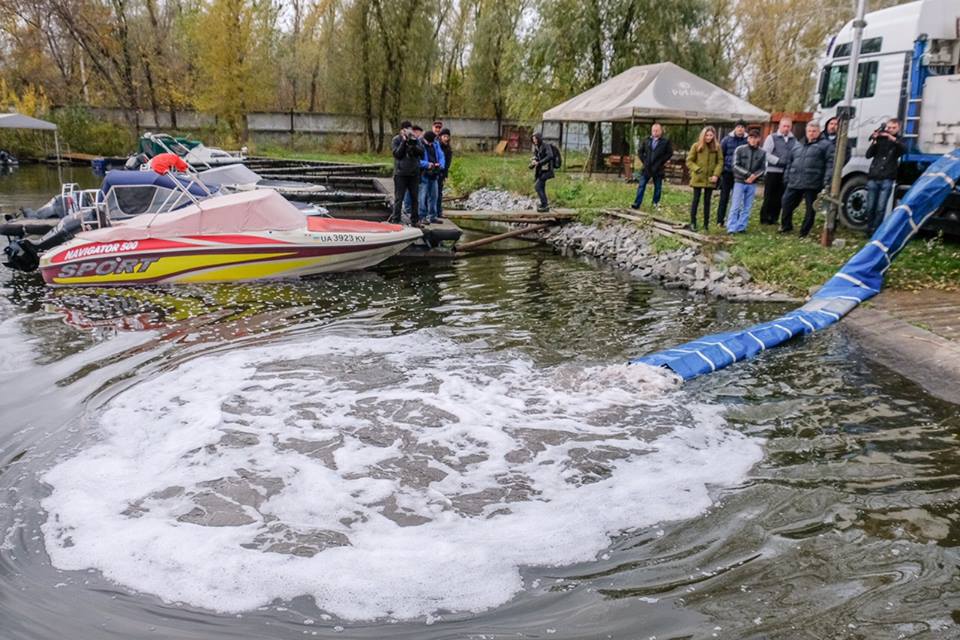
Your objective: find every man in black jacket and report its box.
[631,123,672,210]
[864,118,906,234]
[390,120,423,226]
[530,132,555,212]
[779,121,835,237]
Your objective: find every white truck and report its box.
[814,0,960,233]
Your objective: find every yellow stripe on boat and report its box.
[49,252,295,285]
[174,255,338,283]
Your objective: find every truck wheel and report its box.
[839,175,870,230]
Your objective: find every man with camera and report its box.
[390,120,424,226]
[863,118,906,235]
[419,130,446,224]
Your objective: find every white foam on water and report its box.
[0,317,37,380]
[41,331,763,620]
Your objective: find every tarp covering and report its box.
[542,62,770,123]
[0,112,58,131]
[79,189,306,242]
[632,148,960,380]
[199,164,262,187]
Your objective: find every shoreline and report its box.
[461,189,959,402]
[540,220,800,303]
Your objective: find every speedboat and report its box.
[4,170,422,286]
[138,132,241,168]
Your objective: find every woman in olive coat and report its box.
[686,126,722,230]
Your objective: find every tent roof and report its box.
[542,62,769,124]
[0,112,58,131]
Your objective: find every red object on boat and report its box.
[149,153,189,175]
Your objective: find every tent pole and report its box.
[585,123,599,178]
[558,122,565,173]
[54,130,63,183]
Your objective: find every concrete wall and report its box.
[86,107,217,130]
[85,108,511,152]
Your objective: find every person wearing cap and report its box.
[390,120,424,226]
[432,120,443,137]
[727,128,766,233]
[419,130,446,224]
[780,121,834,237]
[437,128,453,218]
[402,125,426,217]
[717,120,749,225]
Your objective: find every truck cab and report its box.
[814,0,960,234]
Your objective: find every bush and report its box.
[50,106,135,156]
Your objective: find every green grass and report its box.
[258,147,960,296]
[651,235,686,253]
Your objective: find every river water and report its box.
[1,166,959,639]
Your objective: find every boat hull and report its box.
[39,229,419,286]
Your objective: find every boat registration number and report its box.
[314,233,365,244]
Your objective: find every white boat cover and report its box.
[78,189,306,242]
[198,164,262,187]
[542,62,769,123]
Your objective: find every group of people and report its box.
[630,116,904,237]
[390,120,454,226]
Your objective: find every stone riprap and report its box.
[463,188,537,212]
[461,188,795,302]
[542,223,796,301]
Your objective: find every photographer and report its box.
[863,118,906,235]
[530,132,555,212]
[390,120,424,226]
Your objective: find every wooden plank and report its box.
[603,208,685,228]
[445,209,575,222]
[602,210,730,244]
[456,223,552,251]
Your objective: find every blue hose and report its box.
[632,148,960,380]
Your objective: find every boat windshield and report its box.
[104,185,196,219]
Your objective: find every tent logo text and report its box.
[671,81,708,99]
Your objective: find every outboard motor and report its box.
[3,216,82,272]
[124,153,149,170]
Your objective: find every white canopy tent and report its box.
[0,112,62,179]
[543,62,769,124]
[543,62,769,171]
